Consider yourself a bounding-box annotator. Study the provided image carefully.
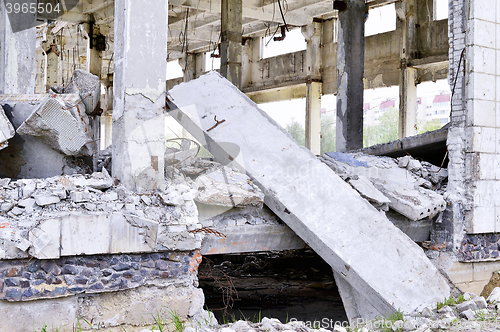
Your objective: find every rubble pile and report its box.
[0,157,268,260]
[174,289,500,332]
[319,152,448,221]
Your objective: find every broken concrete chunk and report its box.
[321,152,446,221]
[63,69,101,115]
[0,104,15,150]
[347,175,390,211]
[488,287,500,304]
[35,194,61,206]
[195,168,264,208]
[0,178,10,188]
[141,195,151,205]
[101,191,118,202]
[22,182,36,198]
[459,308,475,320]
[15,238,31,252]
[73,169,113,190]
[70,190,91,203]
[18,198,36,212]
[16,94,96,156]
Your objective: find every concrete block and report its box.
[16,94,96,156]
[73,169,113,190]
[473,73,496,101]
[470,206,495,233]
[0,104,14,150]
[78,285,193,328]
[22,182,36,198]
[28,218,61,259]
[470,127,496,153]
[195,168,264,208]
[473,261,500,281]
[447,262,474,284]
[471,19,496,48]
[456,280,488,296]
[459,308,475,320]
[200,224,305,255]
[470,46,496,76]
[487,287,500,303]
[470,99,496,127]
[70,190,91,203]
[0,296,77,332]
[63,70,100,115]
[166,72,450,318]
[321,153,446,221]
[478,153,497,180]
[347,175,390,211]
[110,213,158,253]
[475,296,488,309]
[471,0,496,22]
[58,213,157,256]
[34,194,60,206]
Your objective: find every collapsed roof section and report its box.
[166,71,450,319]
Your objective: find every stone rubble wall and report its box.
[0,251,199,302]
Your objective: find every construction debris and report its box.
[320,152,447,221]
[195,167,265,208]
[0,156,269,259]
[63,69,101,115]
[0,105,15,150]
[16,94,96,156]
[166,71,450,319]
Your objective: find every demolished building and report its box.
[0,0,499,330]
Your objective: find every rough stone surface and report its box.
[0,251,199,302]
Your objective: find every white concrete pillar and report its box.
[305,82,322,155]
[0,1,36,94]
[399,67,418,138]
[397,0,418,138]
[112,0,168,191]
[221,0,242,88]
[302,22,322,155]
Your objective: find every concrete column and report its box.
[398,67,418,138]
[220,0,242,88]
[112,0,168,191]
[44,32,61,90]
[305,82,322,155]
[87,25,103,80]
[397,0,417,138]
[241,37,262,89]
[302,22,322,155]
[335,0,365,152]
[0,1,36,94]
[86,22,104,163]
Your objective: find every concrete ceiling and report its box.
[53,0,400,61]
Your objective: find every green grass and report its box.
[167,310,185,332]
[437,294,466,310]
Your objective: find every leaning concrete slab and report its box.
[166,72,450,318]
